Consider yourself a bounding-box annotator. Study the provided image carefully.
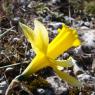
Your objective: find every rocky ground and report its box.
[0,0,95,95]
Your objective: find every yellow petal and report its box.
[34,20,49,54]
[47,24,80,58]
[48,31,77,58]
[19,22,39,53]
[57,24,66,33]
[19,21,49,54]
[19,22,34,43]
[22,53,49,77]
[73,39,80,47]
[53,65,82,87]
[49,24,69,46]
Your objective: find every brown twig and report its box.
[5,78,33,95]
[0,63,22,69]
[0,61,30,69]
[0,26,14,39]
[5,78,20,95]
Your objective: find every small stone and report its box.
[84,22,90,27]
[62,53,69,59]
[48,22,62,30]
[70,58,83,75]
[5,67,18,83]
[77,73,92,81]
[13,38,20,42]
[26,49,35,59]
[46,76,61,88]
[92,58,95,72]
[51,0,61,4]
[13,17,20,21]
[27,1,36,8]
[79,26,89,30]
[5,67,13,72]
[46,76,68,94]
[61,87,69,95]
[52,30,58,34]
[81,45,93,53]
[0,81,8,95]
[12,17,20,28]
[37,88,54,95]
[37,88,45,94]
[91,92,95,95]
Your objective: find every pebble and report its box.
[48,22,62,30]
[70,58,84,75]
[13,17,20,21]
[46,76,69,94]
[60,87,69,95]
[13,37,20,42]
[26,49,35,59]
[27,1,36,8]
[51,0,61,4]
[92,58,95,72]
[79,26,89,30]
[0,81,8,95]
[91,92,95,95]
[37,88,45,94]
[77,73,92,81]
[5,67,14,72]
[37,88,54,95]
[62,53,69,59]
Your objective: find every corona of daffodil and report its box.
[18,20,81,87]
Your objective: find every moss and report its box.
[69,87,80,95]
[27,76,51,92]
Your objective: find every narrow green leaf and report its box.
[53,65,82,87]
[49,57,73,68]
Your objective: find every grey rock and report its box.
[60,87,69,95]
[37,88,45,94]
[70,58,84,75]
[62,53,69,59]
[5,67,13,71]
[77,73,92,81]
[26,49,35,59]
[37,88,54,95]
[92,59,95,72]
[13,37,20,42]
[51,0,61,4]
[13,17,20,21]
[46,76,68,94]
[0,81,8,95]
[27,1,36,8]
[80,29,95,48]
[84,22,90,27]
[79,26,89,30]
[46,76,62,88]
[48,22,62,30]
[91,92,95,95]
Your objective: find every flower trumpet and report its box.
[19,20,81,87]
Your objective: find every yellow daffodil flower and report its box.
[19,20,81,87]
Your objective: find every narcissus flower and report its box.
[19,20,81,87]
